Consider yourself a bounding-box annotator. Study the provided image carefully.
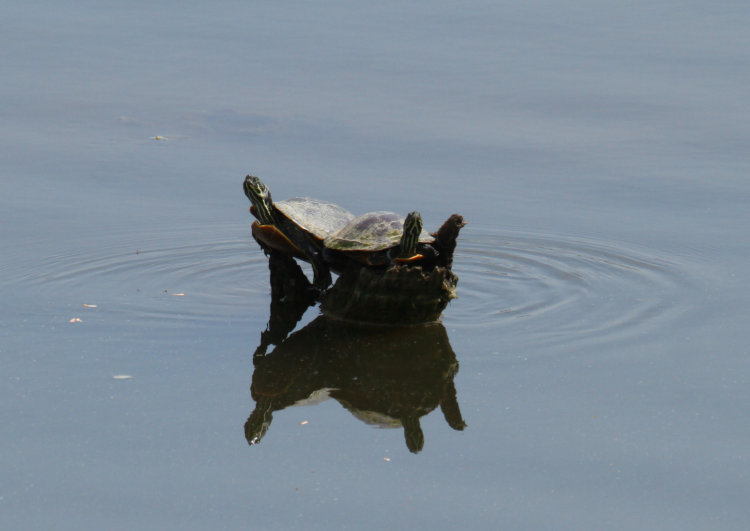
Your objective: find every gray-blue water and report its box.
[2,2,749,529]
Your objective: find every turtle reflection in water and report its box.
[245,316,466,453]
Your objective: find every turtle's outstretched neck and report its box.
[244,175,276,225]
[398,211,423,259]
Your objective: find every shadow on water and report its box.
[245,252,466,454]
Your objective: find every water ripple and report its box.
[446,227,698,348]
[6,224,699,343]
[8,225,269,325]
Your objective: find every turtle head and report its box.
[243,175,275,225]
[399,211,423,258]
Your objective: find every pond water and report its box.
[2,1,749,529]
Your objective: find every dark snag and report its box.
[431,214,466,269]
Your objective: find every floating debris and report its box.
[69,318,82,323]
[112,374,132,380]
[83,304,97,308]
[162,289,184,296]
[300,420,309,425]
[154,135,167,141]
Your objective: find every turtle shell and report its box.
[250,197,355,258]
[275,198,355,241]
[324,211,433,253]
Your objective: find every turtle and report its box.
[243,175,355,290]
[323,210,436,267]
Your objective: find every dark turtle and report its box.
[243,175,355,290]
[323,211,435,267]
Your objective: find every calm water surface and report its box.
[2,2,749,529]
